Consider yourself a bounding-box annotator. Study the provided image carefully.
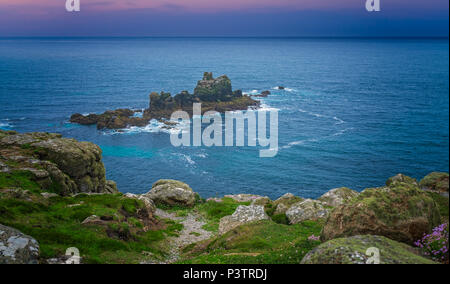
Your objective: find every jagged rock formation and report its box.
[0,224,40,264]
[70,109,148,130]
[301,235,435,264]
[0,130,118,196]
[71,73,259,129]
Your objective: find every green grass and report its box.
[0,189,182,264]
[178,220,323,264]
[0,171,42,193]
[157,197,250,233]
[427,192,449,222]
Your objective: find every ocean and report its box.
[0,37,448,199]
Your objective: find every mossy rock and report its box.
[301,235,436,264]
[145,179,197,207]
[321,175,441,244]
[419,172,449,193]
[318,187,359,207]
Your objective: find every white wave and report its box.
[332,127,354,137]
[102,119,184,135]
[243,90,259,95]
[281,138,318,149]
[0,121,12,128]
[298,108,325,118]
[333,116,345,125]
[272,86,296,92]
[174,153,196,165]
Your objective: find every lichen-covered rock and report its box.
[286,199,330,224]
[144,179,197,207]
[0,130,116,196]
[224,194,263,203]
[218,205,270,234]
[419,172,449,194]
[251,196,272,207]
[105,180,119,194]
[194,72,233,102]
[318,187,359,207]
[124,193,156,217]
[321,175,441,244]
[301,235,435,264]
[0,224,39,264]
[273,193,304,215]
[386,173,418,187]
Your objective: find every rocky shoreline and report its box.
[70,73,260,130]
[1,129,448,264]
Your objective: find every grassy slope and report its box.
[0,171,183,264]
[178,220,322,264]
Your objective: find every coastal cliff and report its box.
[1,130,448,264]
[70,73,259,130]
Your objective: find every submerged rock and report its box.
[0,224,40,264]
[318,187,359,207]
[144,179,197,207]
[285,199,331,224]
[301,235,435,264]
[218,205,270,234]
[321,174,441,244]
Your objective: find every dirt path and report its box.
[155,208,213,263]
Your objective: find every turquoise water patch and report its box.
[100,145,155,158]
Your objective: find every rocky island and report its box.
[1,129,448,264]
[70,73,260,130]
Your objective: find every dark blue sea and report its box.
[0,37,448,199]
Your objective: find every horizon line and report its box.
[0,36,449,40]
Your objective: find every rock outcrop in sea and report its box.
[70,72,259,130]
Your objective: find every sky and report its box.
[0,0,448,37]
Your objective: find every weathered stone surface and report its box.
[0,130,117,196]
[318,187,359,207]
[105,180,119,194]
[144,179,197,207]
[218,205,270,235]
[386,173,418,187]
[301,235,435,264]
[32,137,107,194]
[321,175,441,244]
[225,194,263,203]
[0,224,39,264]
[286,199,331,224]
[124,193,156,217]
[273,193,303,215]
[251,196,272,207]
[419,172,449,194]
